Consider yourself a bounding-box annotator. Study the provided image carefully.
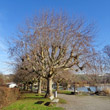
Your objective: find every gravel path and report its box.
[57,94,110,110]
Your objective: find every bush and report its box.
[0,87,20,109]
[0,74,4,85]
[102,88,110,95]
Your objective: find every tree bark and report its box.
[45,77,53,98]
[37,76,42,94]
[56,82,59,91]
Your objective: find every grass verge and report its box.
[59,98,67,104]
[54,90,71,95]
[2,93,64,110]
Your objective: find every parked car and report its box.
[6,82,17,88]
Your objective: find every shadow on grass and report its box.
[22,97,45,100]
[36,94,44,96]
[35,101,44,104]
[58,93,71,95]
[44,102,51,106]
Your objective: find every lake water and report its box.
[70,85,110,92]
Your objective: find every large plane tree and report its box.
[9,11,95,97]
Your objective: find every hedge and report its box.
[0,87,20,109]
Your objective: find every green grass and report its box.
[2,93,64,110]
[53,90,71,95]
[59,98,67,104]
[43,89,71,95]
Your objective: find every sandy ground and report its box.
[57,94,110,110]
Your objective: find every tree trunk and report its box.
[45,77,53,98]
[74,84,76,93]
[37,77,42,94]
[23,83,26,91]
[66,83,69,90]
[26,83,29,91]
[31,83,33,92]
[95,85,98,92]
[56,82,59,91]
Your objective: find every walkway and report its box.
[57,94,110,110]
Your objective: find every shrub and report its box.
[0,74,4,85]
[0,87,20,109]
[102,88,110,95]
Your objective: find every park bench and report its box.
[44,95,59,106]
[49,95,54,100]
[52,99,59,103]
[49,95,59,103]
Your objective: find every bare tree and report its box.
[9,11,95,97]
[84,52,105,91]
[13,63,38,91]
[54,70,73,91]
[21,56,43,94]
[103,45,110,73]
[104,45,110,57]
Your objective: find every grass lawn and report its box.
[56,90,71,95]
[2,93,64,110]
[43,89,71,95]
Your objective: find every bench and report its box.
[49,95,59,105]
[49,95,54,100]
[52,99,59,103]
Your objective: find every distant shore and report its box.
[76,83,110,87]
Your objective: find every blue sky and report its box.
[0,0,110,74]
